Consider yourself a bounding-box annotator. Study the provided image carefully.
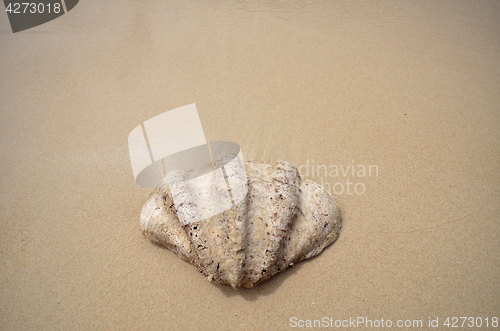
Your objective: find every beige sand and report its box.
[1,0,499,329]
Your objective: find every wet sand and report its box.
[1,1,499,329]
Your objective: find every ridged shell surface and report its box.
[140,160,342,288]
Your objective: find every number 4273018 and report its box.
[443,317,498,328]
[5,2,62,14]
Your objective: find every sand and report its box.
[1,0,499,329]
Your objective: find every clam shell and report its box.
[140,160,342,288]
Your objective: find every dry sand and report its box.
[1,0,499,329]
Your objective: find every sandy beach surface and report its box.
[1,1,499,329]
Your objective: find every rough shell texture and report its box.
[140,160,342,288]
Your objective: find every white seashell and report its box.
[140,160,342,288]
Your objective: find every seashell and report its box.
[140,159,342,288]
